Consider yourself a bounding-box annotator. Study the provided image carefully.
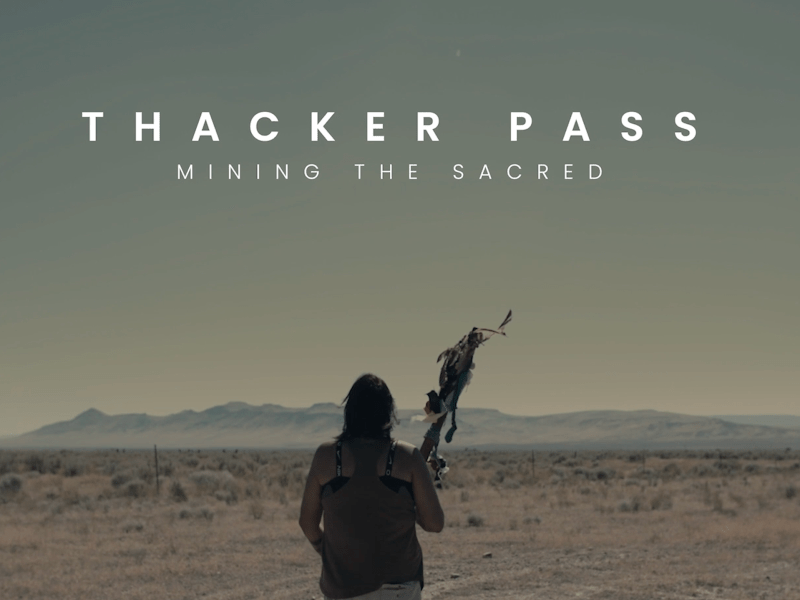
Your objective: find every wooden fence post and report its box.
[154,444,160,495]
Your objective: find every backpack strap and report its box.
[385,440,398,476]
[335,440,343,477]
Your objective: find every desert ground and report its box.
[1,447,799,600]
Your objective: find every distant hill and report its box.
[2,403,799,450]
[710,415,800,430]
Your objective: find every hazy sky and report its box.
[1,1,799,436]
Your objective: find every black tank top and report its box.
[321,440,414,499]
[319,439,424,599]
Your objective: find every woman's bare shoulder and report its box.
[310,441,337,474]
[316,440,338,451]
[314,440,338,458]
[394,440,422,458]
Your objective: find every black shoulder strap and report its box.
[335,440,343,477]
[385,440,398,476]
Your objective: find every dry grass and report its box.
[1,448,799,599]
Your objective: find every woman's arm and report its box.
[409,446,445,532]
[298,445,326,554]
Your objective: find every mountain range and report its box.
[2,403,800,450]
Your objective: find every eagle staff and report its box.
[419,310,512,480]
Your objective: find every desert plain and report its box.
[1,447,799,600]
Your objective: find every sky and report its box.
[1,1,799,436]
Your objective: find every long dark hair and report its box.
[337,374,398,441]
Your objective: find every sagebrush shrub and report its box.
[189,470,235,493]
[466,514,485,527]
[650,491,673,510]
[63,461,85,477]
[170,480,188,502]
[122,520,144,533]
[111,472,132,488]
[0,473,23,498]
[249,501,265,520]
[125,480,146,498]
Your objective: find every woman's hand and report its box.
[409,447,445,532]
[310,535,324,555]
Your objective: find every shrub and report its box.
[0,473,23,498]
[222,461,248,478]
[691,464,716,477]
[63,461,85,477]
[0,453,12,476]
[587,468,615,481]
[490,470,505,485]
[214,489,238,505]
[244,482,263,498]
[137,466,154,484]
[111,472,132,489]
[177,506,214,521]
[522,515,542,525]
[22,453,61,475]
[169,480,188,502]
[189,470,235,493]
[708,492,725,513]
[660,463,682,480]
[630,467,656,480]
[728,492,746,508]
[619,497,643,513]
[466,514,485,527]
[122,520,144,533]
[125,480,146,498]
[249,501,265,520]
[713,460,740,474]
[650,491,673,510]
[25,454,46,474]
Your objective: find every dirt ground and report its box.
[1,448,799,599]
